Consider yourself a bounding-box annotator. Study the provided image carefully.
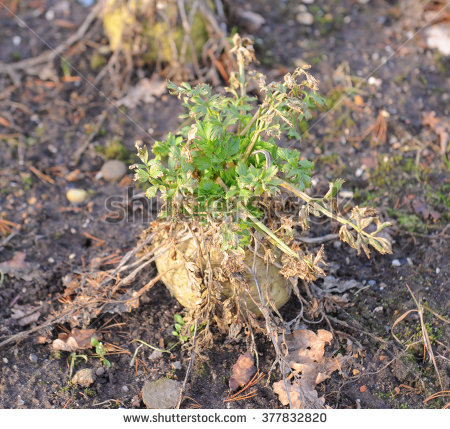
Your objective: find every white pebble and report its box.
[355,168,364,178]
[296,12,314,26]
[45,9,55,20]
[12,36,21,46]
[373,306,383,313]
[436,267,440,274]
[392,259,401,267]
[66,188,87,204]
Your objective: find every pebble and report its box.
[436,267,440,274]
[122,385,129,393]
[12,36,21,46]
[3,358,8,364]
[72,368,96,387]
[355,167,365,178]
[48,257,55,264]
[296,12,314,26]
[373,306,383,313]
[66,188,88,204]
[100,160,127,182]
[95,367,105,377]
[29,354,38,363]
[368,76,382,87]
[392,259,401,267]
[172,361,182,370]
[142,378,181,409]
[368,280,376,287]
[45,9,55,20]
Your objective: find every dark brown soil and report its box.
[0,0,448,409]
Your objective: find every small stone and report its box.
[355,167,364,178]
[237,10,266,32]
[100,160,127,182]
[3,358,8,364]
[368,76,382,87]
[172,361,182,370]
[122,385,129,393]
[29,354,38,363]
[302,0,315,3]
[406,258,413,266]
[368,280,376,287]
[72,368,96,387]
[142,378,181,409]
[45,9,55,20]
[392,259,401,267]
[296,12,314,26]
[12,36,21,46]
[48,257,55,264]
[436,267,440,274]
[69,253,76,260]
[66,188,88,204]
[148,349,163,361]
[374,306,383,313]
[17,396,25,406]
[95,367,105,377]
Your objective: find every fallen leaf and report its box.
[11,304,41,326]
[52,328,97,352]
[0,252,42,282]
[274,329,347,409]
[118,76,166,108]
[229,351,256,391]
[273,378,325,409]
[360,385,367,393]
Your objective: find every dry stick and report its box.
[405,283,443,390]
[0,1,104,73]
[176,319,198,409]
[295,233,339,244]
[0,309,73,349]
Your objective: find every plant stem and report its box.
[239,204,299,259]
[280,181,375,241]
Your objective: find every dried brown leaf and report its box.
[274,329,346,409]
[52,328,97,352]
[229,351,256,391]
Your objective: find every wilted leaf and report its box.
[52,328,97,352]
[229,351,256,391]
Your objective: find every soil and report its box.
[0,0,448,409]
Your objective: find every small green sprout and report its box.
[172,314,194,343]
[91,337,111,368]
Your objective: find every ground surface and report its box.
[0,0,448,409]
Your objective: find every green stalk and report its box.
[280,181,378,242]
[239,204,299,259]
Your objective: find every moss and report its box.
[97,138,131,162]
[90,52,106,71]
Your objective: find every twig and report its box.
[295,233,339,244]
